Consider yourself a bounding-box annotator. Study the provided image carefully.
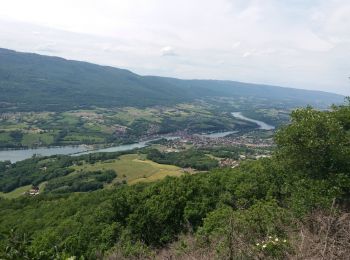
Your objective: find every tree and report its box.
[275,106,350,179]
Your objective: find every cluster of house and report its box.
[218,154,271,169]
[23,127,45,134]
[159,132,274,150]
[0,112,29,121]
[72,111,105,123]
[219,158,240,168]
[25,186,40,196]
[113,124,128,134]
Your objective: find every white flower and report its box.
[256,243,260,246]
[275,238,279,242]
[268,236,272,239]
[262,244,267,248]
[283,239,287,243]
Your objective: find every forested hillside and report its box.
[0,101,349,259]
[0,48,344,112]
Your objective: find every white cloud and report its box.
[161,46,177,56]
[242,52,252,58]
[232,41,241,49]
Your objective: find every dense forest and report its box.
[0,48,343,112]
[147,149,219,170]
[0,102,350,259]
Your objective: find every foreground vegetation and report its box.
[0,101,350,259]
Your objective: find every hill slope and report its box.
[0,48,344,112]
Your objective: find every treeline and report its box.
[0,101,349,259]
[45,169,116,193]
[202,146,254,159]
[0,156,73,193]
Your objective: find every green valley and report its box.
[0,102,349,259]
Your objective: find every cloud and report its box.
[232,41,241,49]
[161,46,177,56]
[242,51,251,58]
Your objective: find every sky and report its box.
[0,0,349,95]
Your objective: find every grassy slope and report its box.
[0,154,184,199]
[0,185,31,198]
[0,182,47,199]
[72,154,184,185]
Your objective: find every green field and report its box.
[112,107,162,125]
[0,132,12,142]
[0,184,32,199]
[21,133,55,146]
[73,154,185,185]
[0,182,47,199]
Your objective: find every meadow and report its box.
[0,182,46,199]
[72,153,185,185]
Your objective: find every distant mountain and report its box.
[0,48,344,112]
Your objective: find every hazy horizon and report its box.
[1,0,349,95]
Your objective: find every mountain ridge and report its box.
[0,47,344,112]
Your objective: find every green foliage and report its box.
[275,107,350,178]
[274,104,350,208]
[200,145,253,159]
[0,156,74,192]
[45,169,116,193]
[0,151,129,193]
[0,229,34,260]
[197,201,291,259]
[147,149,218,170]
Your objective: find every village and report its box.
[150,130,274,168]
[153,129,274,150]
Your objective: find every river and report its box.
[0,146,88,163]
[0,113,274,163]
[0,137,179,163]
[231,112,275,130]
